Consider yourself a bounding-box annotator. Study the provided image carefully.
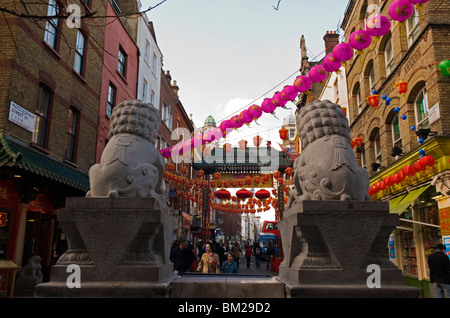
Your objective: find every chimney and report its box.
[171,80,179,96]
[323,31,340,55]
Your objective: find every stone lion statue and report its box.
[86,100,165,200]
[288,100,370,205]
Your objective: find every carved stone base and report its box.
[36,198,176,297]
[277,200,420,298]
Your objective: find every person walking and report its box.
[196,243,220,274]
[231,241,241,269]
[221,253,238,273]
[427,243,450,298]
[169,238,195,275]
[253,241,262,268]
[266,242,275,271]
[245,244,253,268]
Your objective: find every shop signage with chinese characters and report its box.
[439,207,450,236]
[0,212,7,227]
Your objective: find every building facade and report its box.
[0,0,107,283]
[341,0,450,297]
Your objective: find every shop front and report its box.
[370,136,450,297]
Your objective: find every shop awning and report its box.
[388,194,406,212]
[0,134,89,192]
[390,184,431,215]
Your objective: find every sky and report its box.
[142,0,350,146]
[141,0,350,222]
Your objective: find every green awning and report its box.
[388,194,406,212]
[390,184,431,214]
[0,133,89,192]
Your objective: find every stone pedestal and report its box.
[36,198,175,297]
[277,200,420,298]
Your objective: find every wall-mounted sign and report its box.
[8,101,35,132]
[0,212,7,227]
[428,103,440,125]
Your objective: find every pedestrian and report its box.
[266,242,275,271]
[231,241,241,269]
[221,253,238,273]
[245,244,253,268]
[253,241,262,268]
[215,242,226,267]
[196,243,220,274]
[169,238,195,275]
[427,243,450,298]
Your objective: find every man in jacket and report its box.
[169,238,195,275]
[427,243,450,298]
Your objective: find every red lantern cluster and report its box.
[368,155,436,196]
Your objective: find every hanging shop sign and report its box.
[438,207,450,236]
[8,101,35,132]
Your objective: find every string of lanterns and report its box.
[158,1,446,161]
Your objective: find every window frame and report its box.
[414,87,429,129]
[406,7,420,47]
[73,30,86,75]
[65,106,80,162]
[384,35,395,76]
[118,46,127,77]
[32,84,52,148]
[107,83,116,117]
[44,0,61,50]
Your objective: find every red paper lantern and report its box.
[223,143,232,153]
[285,167,293,176]
[263,174,270,183]
[255,189,271,201]
[167,163,175,171]
[214,172,221,180]
[402,165,416,177]
[354,137,364,148]
[236,189,253,200]
[214,189,231,200]
[253,135,262,147]
[394,81,408,98]
[273,171,280,179]
[367,94,381,107]
[253,175,261,185]
[197,170,204,179]
[279,127,288,140]
[419,155,435,167]
[238,139,247,151]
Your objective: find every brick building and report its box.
[341,0,450,296]
[0,0,107,283]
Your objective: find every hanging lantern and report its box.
[348,29,372,55]
[261,98,277,115]
[438,60,450,77]
[354,137,364,148]
[238,139,248,151]
[308,64,328,83]
[245,177,252,186]
[272,91,288,108]
[230,114,244,129]
[351,140,356,149]
[365,15,391,41]
[394,81,408,99]
[279,127,288,140]
[236,188,253,200]
[253,175,261,185]
[240,109,254,126]
[384,176,394,187]
[285,167,293,176]
[293,75,312,93]
[248,104,263,120]
[167,163,175,171]
[402,165,416,177]
[231,180,238,188]
[367,94,381,107]
[281,85,298,102]
[238,179,245,187]
[262,174,270,183]
[419,155,435,167]
[332,42,354,63]
[223,143,232,153]
[210,180,216,188]
[273,171,280,179]
[388,0,414,22]
[219,119,233,137]
[214,172,221,180]
[255,189,271,201]
[181,166,188,175]
[197,169,204,179]
[278,178,284,185]
[323,53,342,73]
[214,189,231,200]
[253,135,262,147]
[223,180,230,188]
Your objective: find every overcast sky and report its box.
[142,0,349,147]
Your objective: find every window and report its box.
[406,8,420,46]
[44,0,60,50]
[73,30,86,75]
[150,89,155,106]
[107,83,116,117]
[360,146,366,169]
[65,107,79,162]
[392,113,402,149]
[32,84,52,147]
[142,79,148,102]
[368,65,375,92]
[353,83,362,114]
[161,101,172,130]
[373,130,382,163]
[384,36,395,76]
[152,52,157,73]
[415,87,429,129]
[144,40,150,64]
[118,47,127,77]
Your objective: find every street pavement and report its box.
[232,256,278,276]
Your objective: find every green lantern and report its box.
[438,60,450,77]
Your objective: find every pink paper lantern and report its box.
[219,119,233,136]
[366,14,391,39]
[230,114,244,129]
[281,85,298,102]
[332,42,354,62]
[348,29,372,52]
[261,98,276,114]
[389,0,414,22]
[240,109,254,125]
[308,64,328,83]
[323,53,342,73]
[293,75,312,92]
[248,104,262,119]
[272,91,287,108]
